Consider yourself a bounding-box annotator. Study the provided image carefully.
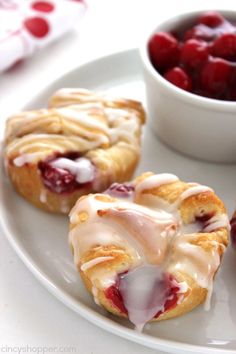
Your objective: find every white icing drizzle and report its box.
[69,222,140,272]
[8,134,105,165]
[119,265,170,331]
[103,207,179,265]
[13,152,43,167]
[135,173,179,195]
[180,185,213,201]
[204,279,213,311]
[6,97,142,166]
[39,189,47,203]
[178,281,189,293]
[92,286,100,306]
[105,107,133,123]
[60,200,70,214]
[50,157,95,184]
[81,256,114,272]
[69,173,229,330]
[204,214,230,232]
[58,106,108,132]
[168,235,220,289]
[49,88,144,119]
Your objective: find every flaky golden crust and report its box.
[79,257,207,321]
[48,88,146,124]
[7,163,90,213]
[7,143,139,213]
[4,89,145,213]
[78,249,207,322]
[69,172,229,324]
[134,172,228,248]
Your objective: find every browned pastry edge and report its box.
[6,144,139,213]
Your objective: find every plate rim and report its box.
[1,48,235,354]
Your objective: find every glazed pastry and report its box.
[4,89,145,213]
[69,172,229,331]
[48,88,146,123]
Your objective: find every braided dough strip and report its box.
[48,88,146,124]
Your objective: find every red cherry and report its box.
[105,285,127,314]
[148,32,179,70]
[180,39,209,68]
[31,1,54,12]
[24,17,50,38]
[108,272,180,320]
[164,67,192,91]
[200,57,232,95]
[210,33,236,60]
[230,217,236,249]
[195,212,215,223]
[154,274,180,319]
[107,183,134,198]
[38,153,91,194]
[39,162,78,194]
[228,88,236,101]
[198,11,224,28]
[184,25,214,42]
[39,162,77,194]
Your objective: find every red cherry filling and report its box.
[154,274,180,318]
[148,32,179,71]
[230,217,236,249]
[38,153,93,194]
[106,183,134,198]
[195,212,216,233]
[195,211,215,223]
[211,33,236,60]
[105,285,128,314]
[148,11,236,100]
[198,11,224,28]
[184,25,215,42]
[164,67,192,91]
[180,39,209,69]
[200,57,232,96]
[105,272,180,320]
[39,162,78,194]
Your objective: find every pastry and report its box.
[48,88,146,123]
[69,172,229,331]
[4,89,145,213]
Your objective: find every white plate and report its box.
[1,49,236,354]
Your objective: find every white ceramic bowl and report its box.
[140,10,236,163]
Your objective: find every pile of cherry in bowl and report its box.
[148,11,236,101]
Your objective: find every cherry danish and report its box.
[4,88,145,213]
[69,172,229,330]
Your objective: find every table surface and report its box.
[0,1,234,353]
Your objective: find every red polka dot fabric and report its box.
[31,1,55,13]
[24,17,50,38]
[0,0,86,72]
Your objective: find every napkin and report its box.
[0,0,86,72]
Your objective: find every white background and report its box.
[1,1,236,353]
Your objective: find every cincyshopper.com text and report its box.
[0,345,76,354]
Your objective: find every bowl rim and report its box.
[139,8,236,111]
